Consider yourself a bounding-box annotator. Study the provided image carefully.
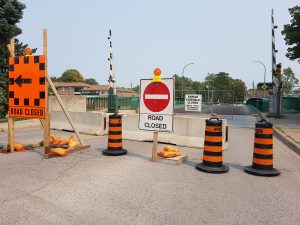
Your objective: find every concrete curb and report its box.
[258,112,300,155]
[273,128,300,155]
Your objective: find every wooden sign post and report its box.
[151,131,158,162]
[5,29,89,158]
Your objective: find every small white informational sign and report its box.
[139,78,174,132]
[185,94,202,112]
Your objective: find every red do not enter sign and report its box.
[143,82,170,112]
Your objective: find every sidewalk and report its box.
[0,119,41,131]
[262,113,300,155]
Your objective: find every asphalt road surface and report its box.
[0,117,300,225]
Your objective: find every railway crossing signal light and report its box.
[275,63,282,78]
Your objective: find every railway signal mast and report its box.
[271,9,282,118]
[107,29,119,113]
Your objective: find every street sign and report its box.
[185,94,202,112]
[139,78,174,132]
[257,82,273,91]
[261,83,267,90]
[8,55,46,119]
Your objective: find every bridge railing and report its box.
[86,96,135,111]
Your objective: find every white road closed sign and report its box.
[185,94,202,112]
[139,78,174,132]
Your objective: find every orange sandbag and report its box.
[51,148,68,157]
[58,138,68,146]
[50,134,56,144]
[52,137,63,145]
[68,137,79,148]
[163,146,180,152]
[157,151,164,157]
[175,151,182,156]
[161,151,177,158]
[14,142,26,152]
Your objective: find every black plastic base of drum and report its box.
[195,163,229,174]
[244,166,280,177]
[103,148,127,156]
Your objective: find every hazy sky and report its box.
[18,0,300,89]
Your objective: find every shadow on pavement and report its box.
[126,152,151,161]
[183,160,198,168]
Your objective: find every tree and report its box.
[172,72,246,102]
[0,0,26,118]
[85,78,99,85]
[50,76,58,82]
[281,67,299,96]
[282,5,300,63]
[131,85,140,93]
[173,74,195,98]
[203,72,246,102]
[60,69,84,82]
[14,38,37,56]
[231,79,247,102]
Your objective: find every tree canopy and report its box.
[282,5,300,63]
[0,0,26,118]
[52,69,100,85]
[85,78,99,85]
[130,85,140,93]
[281,67,299,96]
[60,69,85,82]
[173,72,246,102]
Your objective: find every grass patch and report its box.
[0,117,28,123]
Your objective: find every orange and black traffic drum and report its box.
[103,114,127,156]
[244,120,280,176]
[196,117,229,174]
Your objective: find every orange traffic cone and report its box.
[103,114,127,156]
[244,120,280,176]
[196,118,229,173]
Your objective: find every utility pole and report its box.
[107,29,119,113]
[271,9,282,118]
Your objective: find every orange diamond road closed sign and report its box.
[8,55,46,119]
[139,78,174,132]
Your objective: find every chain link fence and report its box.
[175,90,235,115]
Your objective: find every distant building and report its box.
[54,82,90,95]
[293,88,300,97]
[80,85,138,97]
[53,82,138,97]
[80,85,109,96]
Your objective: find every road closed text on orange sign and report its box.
[8,55,46,119]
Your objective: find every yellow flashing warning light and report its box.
[153,68,162,82]
[25,48,32,56]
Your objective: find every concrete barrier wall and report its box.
[122,114,228,149]
[50,110,228,149]
[50,111,105,135]
[49,96,86,112]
